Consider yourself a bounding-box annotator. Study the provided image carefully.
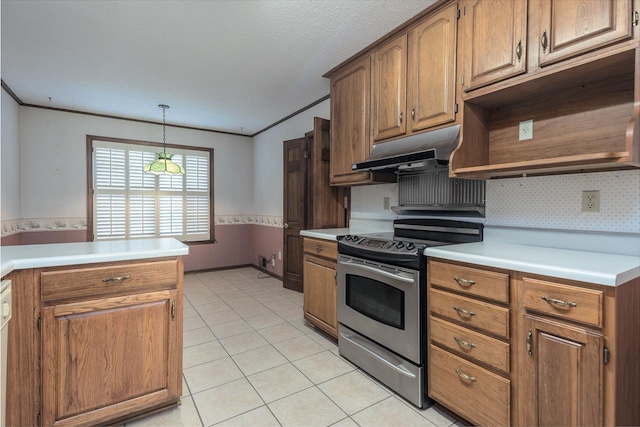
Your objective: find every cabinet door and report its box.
[408,4,458,131]
[463,0,527,91]
[537,0,632,66]
[372,34,407,141]
[41,290,181,426]
[330,56,373,185]
[303,254,337,338]
[523,315,603,426]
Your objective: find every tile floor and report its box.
[127,267,461,427]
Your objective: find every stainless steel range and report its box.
[336,219,483,408]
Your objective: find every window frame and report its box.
[86,135,215,244]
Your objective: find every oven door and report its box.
[337,255,421,364]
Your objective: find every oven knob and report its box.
[395,241,405,249]
[344,235,351,241]
[406,243,415,251]
[352,236,359,242]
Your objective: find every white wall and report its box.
[1,91,21,222]
[252,98,330,218]
[18,107,253,221]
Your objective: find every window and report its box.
[87,136,213,243]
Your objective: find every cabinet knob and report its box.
[411,108,416,121]
[516,40,522,61]
[283,223,289,229]
[315,246,323,253]
[399,111,403,124]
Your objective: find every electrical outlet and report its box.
[582,190,600,212]
[383,197,390,210]
[278,251,282,260]
[271,258,276,267]
[519,119,533,141]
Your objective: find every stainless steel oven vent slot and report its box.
[393,168,485,217]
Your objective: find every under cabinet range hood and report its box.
[352,125,460,172]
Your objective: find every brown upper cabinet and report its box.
[329,56,396,186]
[451,0,640,178]
[409,4,459,132]
[462,0,528,91]
[461,0,634,91]
[537,0,633,66]
[372,3,459,143]
[372,34,408,141]
[326,0,640,182]
[330,56,373,185]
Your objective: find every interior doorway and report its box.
[282,117,348,292]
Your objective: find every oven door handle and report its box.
[339,331,416,379]
[338,260,415,284]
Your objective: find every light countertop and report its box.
[425,242,640,287]
[1,238,189,278]
[300,228,361,241]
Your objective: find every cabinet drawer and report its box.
[41,260,179,302]
[430,316,510,374]
[303,238,337,260]
[430,344,510,427]
[523,278,603,327]
[430,288,509,338]
[430,260,509,303]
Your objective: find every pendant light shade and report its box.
[144,104,185,175]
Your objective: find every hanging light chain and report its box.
[160,104,169,155]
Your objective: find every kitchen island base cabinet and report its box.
[303,238,338,339]
[5,257,184,427]
[41,290,181,426]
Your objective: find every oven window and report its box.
[345,274,404,329]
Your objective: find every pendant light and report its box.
[144,104,185,175]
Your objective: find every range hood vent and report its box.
[392,165,486,217]
[352,124,460,172]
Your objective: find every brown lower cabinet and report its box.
[302,237,338,338]
[427,258,640,426]
[5,257,183,426]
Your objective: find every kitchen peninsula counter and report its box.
[1,237,188,277]
[2,237,188,426]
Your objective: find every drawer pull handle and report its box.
[453,276,475,288]
[102,275,130,283]
[454,336,476,350]
[315,246,323,253]
[541,296,577,308]
[454,368,476,383]
[453,306,476,319]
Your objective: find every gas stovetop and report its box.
[337,219,483,269]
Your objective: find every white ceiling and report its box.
[1,0,435,135]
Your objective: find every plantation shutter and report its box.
[92,140,211,242]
